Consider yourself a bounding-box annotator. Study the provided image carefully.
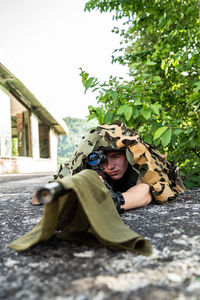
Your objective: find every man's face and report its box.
[102,151,128,180]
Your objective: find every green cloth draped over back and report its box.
[9,170,152,256]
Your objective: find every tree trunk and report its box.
[199,0,200,23]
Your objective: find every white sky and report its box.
[0,0,127,119]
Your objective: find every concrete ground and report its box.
[0,173,200,300]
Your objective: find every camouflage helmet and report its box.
[69,121,138,175]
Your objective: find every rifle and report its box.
[36,181,66,204]
[87,150,125,213]
[36,150,125,214]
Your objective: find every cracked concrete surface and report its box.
[0,173,200,300]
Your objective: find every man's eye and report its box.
[113,155,120,159]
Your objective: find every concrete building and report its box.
[0,63,68,174]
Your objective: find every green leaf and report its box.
[173,128,182,136]
[140,107,152,120]
[132,107,139,118]
[100,93,109,103]
[153,126,168,140]
[184,178,200,189]
[130,62,139,71]
[193,81,200,87]
[104,111,113,123]
[96,107,104,124]
[198,130,200,143]
[134,100,142,105]
[117,104,130,115]
[117,104,132,121]
[172,58,179,67]
[106,90,118,101]
[87,114,96,121]
[146,60,157,66]
[80,69,89,85]
[190,176,200,184]
[152,76,161,82]
[193,81,200,92]
[150,103,161,115]
[161,59,166,70]
[161,128,172,147]
[84,77,94,93]
[138,125,144,133]
[124,106,132,121]
[143,134,152,144]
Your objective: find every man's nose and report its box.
[106,158,114,170]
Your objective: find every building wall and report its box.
[0,156,57,174]
[0,88,59,174]
[0,88,12,157]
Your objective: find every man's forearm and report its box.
[121,183,152,210]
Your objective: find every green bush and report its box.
[80,0,200,188]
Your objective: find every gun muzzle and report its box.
[36,182,65,204]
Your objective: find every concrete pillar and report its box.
[0,88,12,157]
[39,124,50,158]
[50,129,57,163]
[30,113,40,159]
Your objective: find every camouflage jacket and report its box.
[57,122,185,203]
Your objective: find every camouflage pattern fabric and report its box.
[69,121,185,203]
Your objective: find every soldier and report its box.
[31,121,185,211]
[100,150,152,211]
[11,121,186,254]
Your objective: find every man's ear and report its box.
[126,148,134,165]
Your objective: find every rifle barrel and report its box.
[37,182,65,204]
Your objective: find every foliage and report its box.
[57,117,97,166]
[80,0,200,188]
[12,138,18,156]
